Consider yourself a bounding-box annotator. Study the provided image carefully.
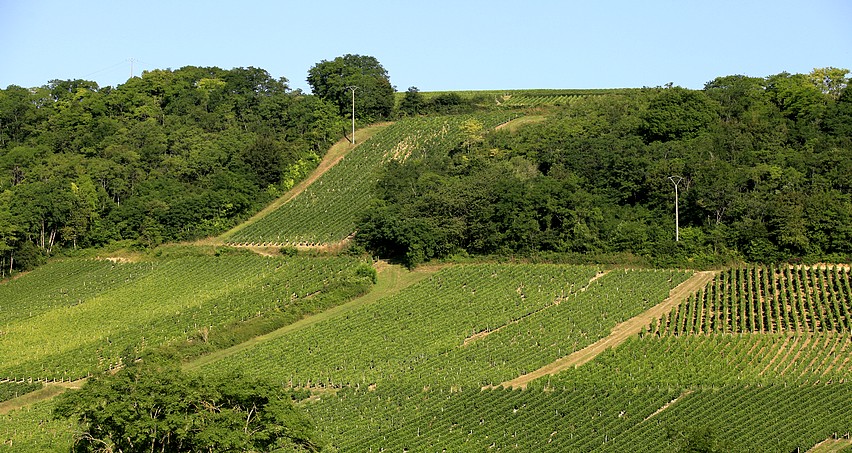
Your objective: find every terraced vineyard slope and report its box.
[221,112,521,246]
[0,252,374,381]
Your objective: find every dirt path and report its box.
[462,270,610,347]
[808,438,852,453]
[183,261,440,372]
[643,389,694,422]
[0,380,84,415]
[216,123,392,242]
[499,270,718,389]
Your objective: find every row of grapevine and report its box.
[223,112,522,246]
[599,384,852,452]
[539,332,852,387]
[0,255,372,381]
[305,384,682,451]
[202,266,690,389]
[0,259,154,325]
[497,94,582,106]
[0,382,41,403]
[651,265,852,336]
[301,383,852,451]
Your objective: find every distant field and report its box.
[396,88,636,106]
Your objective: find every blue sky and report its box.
[1,0,850,92]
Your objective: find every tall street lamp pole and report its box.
[668,176,683,242]
[346,86,358,145]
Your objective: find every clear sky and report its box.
[1,0,850,92]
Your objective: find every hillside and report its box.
[2,66,852,451]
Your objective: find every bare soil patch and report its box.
[808,437,852,453]
[0,379,85,415]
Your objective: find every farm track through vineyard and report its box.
[184,261,437,372]
[217,122,392,243]
[500,270,716,389]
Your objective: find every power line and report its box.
[83,60,128,78]
[80,58,159,86]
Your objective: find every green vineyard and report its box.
[2,102,850,450]
[0,253,373,381]
[201,265,690,388]
[223,112,521,246]
[652,266,852,335]
[4,257,852,451]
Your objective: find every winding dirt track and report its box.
[499,270,718,389]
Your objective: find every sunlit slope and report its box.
[222,112,521,246]
[0,253,372,381]
[298,265,852,452]
[199,265,690,387]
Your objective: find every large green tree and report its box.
[54,361,323,452]
[306,54,395,122]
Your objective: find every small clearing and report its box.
[499,270,717,389]
[495,115,547,132]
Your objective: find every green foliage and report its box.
[359,75,852,267]
[0,381,41,402]
[0,65,344,270]
[398,86,427,116]
[639,86,717,142]
[53,362,322,452]
[307,54,395,121]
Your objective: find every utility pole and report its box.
[346,86,358,144]
[668,176,683,242]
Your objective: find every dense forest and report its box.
[0,63,366,274]
[356,69,852,267]
[1,61,850,273]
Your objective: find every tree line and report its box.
[0,55,397,274]
[1,58,849,273]
[356,68,852,267]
